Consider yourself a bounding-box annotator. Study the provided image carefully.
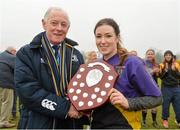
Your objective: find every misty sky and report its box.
[0,0,180,57]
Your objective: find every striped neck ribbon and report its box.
[41,34,68,97]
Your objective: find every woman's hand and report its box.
[108,88,129,109]
[153,66,160,73]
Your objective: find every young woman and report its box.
[90,18,162,129]
[142,49,159,127]
[159,50,180,128]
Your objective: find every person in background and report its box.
[173,55,176,62]
[129,50,138,56]
[85,51,97,63]
[12,90,17,119]
[141,49,160,127]
[0,47,16,128]
[14,7,89,129]
[90,18,162,129]
[159,50,180,128]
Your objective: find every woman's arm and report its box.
[127,96,162,111]
[108,88,162,111]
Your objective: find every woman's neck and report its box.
[103,52,117,61]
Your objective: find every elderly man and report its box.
[15,7,89,129]
[0,47,16,128]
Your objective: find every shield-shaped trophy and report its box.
[67,61,118,111]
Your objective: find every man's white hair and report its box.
[6,46,16,55]
[6,46,16,52]
[43,7,70,25]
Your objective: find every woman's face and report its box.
[146,50,155,61]
[164,53,173,62]
[95,25,118,60]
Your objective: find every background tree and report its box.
[155,50,163,64]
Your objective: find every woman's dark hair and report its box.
[94,18,128,66]
[163,50,174,64]
[94,18,120,37]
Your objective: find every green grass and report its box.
[7,79,180,129]
[8,104,179,129]
[141,105,179,129]
[141,78,179,129]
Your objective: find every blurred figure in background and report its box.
[159,50,180,128]
[129,50,138,56]
[0,47,16,128]
[142,49,160,128]
[12,90,17,119]
[85,51,97,63]
[173,55,176,62]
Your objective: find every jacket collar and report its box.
[30,31,78,49]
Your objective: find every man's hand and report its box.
[67,104,81,119]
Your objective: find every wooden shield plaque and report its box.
[67,61,118,111]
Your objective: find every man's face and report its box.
[11,49,16,55]
[42,10,70,45]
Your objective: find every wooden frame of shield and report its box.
[67,61,118,111]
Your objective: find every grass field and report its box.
[8,104,179,129]
[141,105,179,129]
[140,79,180,129]
[7,79,180,129]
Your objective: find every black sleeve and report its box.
[171,69,180,79]
[127,96,162,111]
